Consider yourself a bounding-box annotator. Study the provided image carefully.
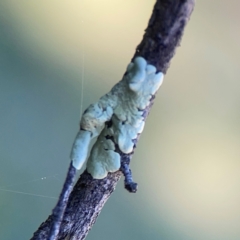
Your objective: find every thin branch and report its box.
[30,0,195,239]
[47,163,76,240]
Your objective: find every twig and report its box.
[47,163,76,240]
[30,1,195,239]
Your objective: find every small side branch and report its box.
[47,163,76,240]
[120,154,138,193]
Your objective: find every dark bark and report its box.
[133,0,194,74]
[31,0,195,239]
[31,171,122,240]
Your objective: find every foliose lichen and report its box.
[70,56,164,179]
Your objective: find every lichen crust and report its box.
[71,56,164,179]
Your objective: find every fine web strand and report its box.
[80,50,85,118]
[79,4,85,118]
[0,173,63,200]
[0,188,57,200]
[1,4,87,202]
[0,174,60,189]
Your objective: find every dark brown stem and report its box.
[30,0,195,239]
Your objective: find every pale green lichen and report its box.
[71,56,164,179]
[87,128,121,179]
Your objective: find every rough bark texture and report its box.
[31,0,195,239]
[133,0,194,74]
[31,171,122,240]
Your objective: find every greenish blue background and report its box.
[0,1,240,239]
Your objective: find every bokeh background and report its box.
[0,1,240,239]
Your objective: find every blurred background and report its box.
[0,0,240,239]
